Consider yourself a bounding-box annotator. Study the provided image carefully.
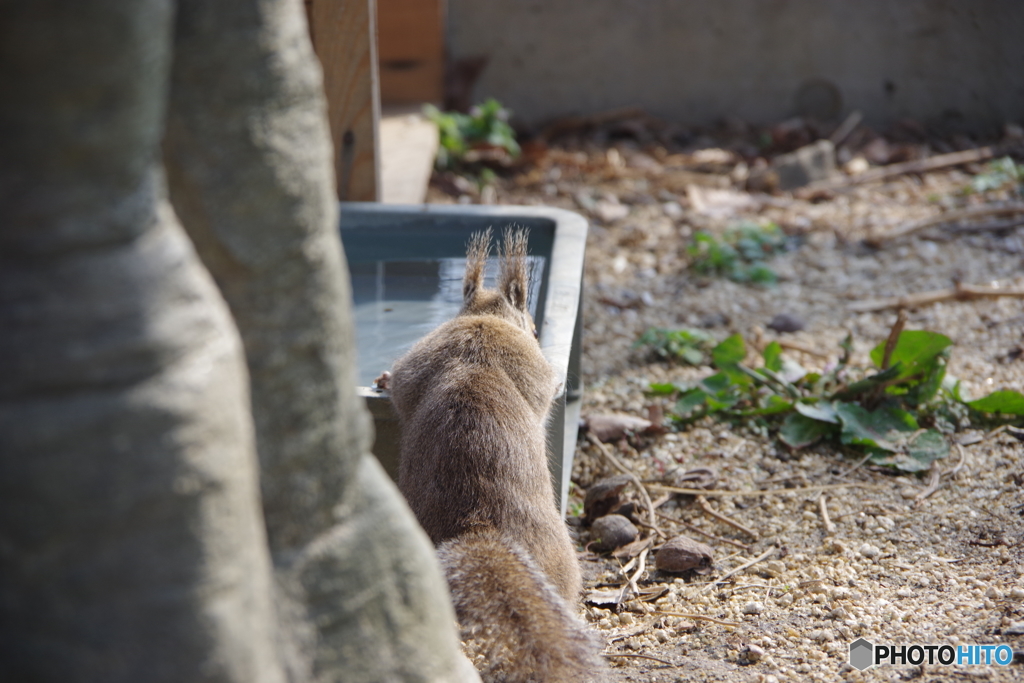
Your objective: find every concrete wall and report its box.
[447,0,1024,134]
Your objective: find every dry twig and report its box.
[943,443,967,479]
[804,146,997,195]
[777,339,831,359]
[647,482,885,497]
[696,495,759,540]
[870,202,1024,245]
[587,432,662,536]
[702,548,776,593]
[881,311,908,370]
[656,612,741,627]
[848,281,1024,313]
[913,462,942,508]
[655,512,752,551]
[819,495,836,534]
[602,653,676,666]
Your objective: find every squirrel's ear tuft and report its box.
[464,229,492,304]
[499,228,529,312]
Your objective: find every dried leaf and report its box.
[586,413,653,442]
[655,535,715,574]
[583,474,632,524]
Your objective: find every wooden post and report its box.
[307,0,381,201]
[377,0,444,105]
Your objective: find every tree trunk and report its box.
[163,1,472,681]
[0,2,283,682]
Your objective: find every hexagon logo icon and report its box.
[849,638,874,670]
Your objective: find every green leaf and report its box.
[680,347,705,365]
[834,402,918,450]
[869,430,950,473]
[831,364,904,400]
[779,414,837,449]
[762,341,783,372]
[794,400,839,424]
[967,390,1024,415]
[699,372,732,394]
[907,430,950,467]
[675,389,709,415]
[648,383,679,396]
[869,330,953,378]
[711,334,752,386]
[739,394,793,416]
[712,334,746,368]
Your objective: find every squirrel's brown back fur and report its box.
[389,229,606,681]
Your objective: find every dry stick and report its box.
[647,482,885,498]
[829,110,863,147]
[833,451,874,480]
[587,432,663,538]
[806,145,997,193]
[848,281,1024,313]
[696,495,759,540]
[943,442,967,479]
[615,547,652,611]
[872,202,1024,245]
[655,511,751,551]
[656,612,741,627]
[819,495,836,534]
[602,653,676,666]
[947,217,1024,234]
[913,462,942,508]
[702,548,777,594]
[881,310,908,370]
[777,339,831,359]
[983,424,1008,441]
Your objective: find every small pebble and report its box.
[589,514,638,552]
[858,543,881,558]
[766,312,806,333]
[741,601,764,615]
[985,586,1003,600]
[1008,587,1024,601]
[738,643,765,665]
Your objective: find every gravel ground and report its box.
[428,124,1024,682]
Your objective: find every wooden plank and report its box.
[379,106,438,204]
[308,0,381,201]
[377,0,444,104]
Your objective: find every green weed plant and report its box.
[645,328,1024,473]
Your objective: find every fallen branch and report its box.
[848,281,1024,313]
[803,146,997,195]
[647,482,885,498]
[869,202,1024,245]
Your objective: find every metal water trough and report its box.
[340,203,587,514]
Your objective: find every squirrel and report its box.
[387,229,607,683]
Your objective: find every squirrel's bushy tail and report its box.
[437,528,608,683]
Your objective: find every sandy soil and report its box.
[429,121,1024,682]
